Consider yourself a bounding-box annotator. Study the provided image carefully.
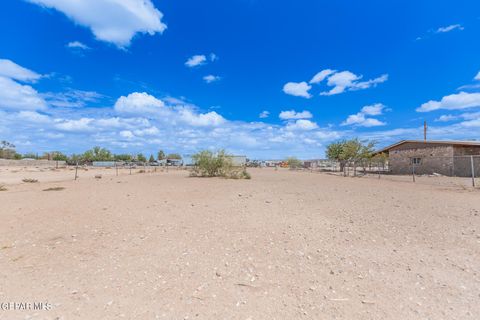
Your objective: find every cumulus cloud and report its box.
[279,110,313,120]
[66,41,90,50]
[0,76,47,111]
[259,111,269,118]
[0,59,42,82]
[416,92,480,112]
[286,119,318,131]
[203,75,221,83]
[114,92,165,114]
[27,0,167,47]
[320,71,388,96]
[342,103,386,127]
[289,68,388,97]
[309,69,336,84]
[185,55,207,67]
[54,117,95,132]
[282,82,312,98]
[178,108,225,127]
[436,24,464,33]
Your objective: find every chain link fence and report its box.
[303,156,479,188]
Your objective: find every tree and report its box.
[22,153,38,159]
[0,140,18,159]
[51,151,68,161]
[326,139,377,176]
[326,140,347,172]
[114,154,132,162]
[137,153,147,162]
[167,153,182,160]
[286,157,303,169]
[157,150,166,160]
[82,146,113,162]
[149,154,155,163]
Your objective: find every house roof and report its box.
[375,140,480,154]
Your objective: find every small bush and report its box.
[0,185,7,191]
[22,178,38,183]
[190,150,251,179]
[43,187,65,191]
[286,157,303,169]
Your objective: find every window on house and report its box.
[412,157,421,165]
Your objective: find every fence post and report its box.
[75,161,78,180]
[412,162,416,183]
[471,155,476,187]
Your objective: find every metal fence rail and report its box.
[305,155,479,188]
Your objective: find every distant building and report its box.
[375,140,480,177]
[228,155,247,167]
[92,161,116,167]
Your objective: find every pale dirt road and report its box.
[0,168,479,319]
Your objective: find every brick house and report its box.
[375,140,480,177]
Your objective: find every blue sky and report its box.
[1,0,480,159]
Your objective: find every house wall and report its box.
[388,143,454,175]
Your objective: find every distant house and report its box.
[229,155,247,167]
[375,140,480,177]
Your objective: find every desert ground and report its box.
[0,167,479,319]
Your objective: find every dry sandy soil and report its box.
[0,167,479,319]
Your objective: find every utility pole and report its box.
[424,121,427,142]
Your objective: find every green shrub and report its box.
[191,150,251,179]
[286,157,303,169]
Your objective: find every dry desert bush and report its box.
[190,150,251,179]
[22,178,38,183]
[43,187,65,191]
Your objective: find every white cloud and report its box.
[0,59,42,82]
[360,103,384,116]
[120,130,135,139]
[203,75,221,83]
[134,126,159,136]
[309,69,336,84]
[283,82,312,98]
[259,111,270,118]
[279,110,313,120]
[178,108,225,127]
[475,71,480,81]
[44,89,103,107]
[209,53,218,62]
[27,0,167,47]
[67,41,90,50]
[320,71,388,96]
[185,55,207,67]
[286,119,318,131]
[417,92,480,112]
[16,111,51,123]
[0,76,47,111]
[114,92,165,114]
[342,103,386,127]
[435,114,457,122]
[436,24,464,33]
[54,117,95,132]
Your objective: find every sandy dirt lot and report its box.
[0,168,479,319]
